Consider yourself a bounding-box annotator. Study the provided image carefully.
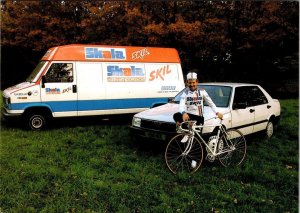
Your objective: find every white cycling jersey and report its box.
[179,88,217,116]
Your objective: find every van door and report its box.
[41,62,78,117]
[76,62,106,116]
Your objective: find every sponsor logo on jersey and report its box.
[187,96,202,106]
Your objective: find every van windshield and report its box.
[26,61,47,83]
[173,85,232,107]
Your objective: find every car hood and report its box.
[134,103,228,123]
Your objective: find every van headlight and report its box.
[2,96,11,108]
[132,117,141,127]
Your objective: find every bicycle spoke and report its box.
[218,129,246,167]
[165,134,203,174]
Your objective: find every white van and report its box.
[2,44,185,130]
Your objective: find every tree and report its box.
[1,1,298,97]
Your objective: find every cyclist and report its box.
[173,72,223,132]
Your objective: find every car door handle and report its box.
[250,109,255,113]
[267,105,271,109]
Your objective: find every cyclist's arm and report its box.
[202,90,217,113]
[202,90,223,119]
[179,92,187,115]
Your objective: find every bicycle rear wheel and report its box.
[218,129,246,167]
[165,133,203,174]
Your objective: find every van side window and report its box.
[44,63,73,83]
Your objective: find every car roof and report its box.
[199,82,259,87]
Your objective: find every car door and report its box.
[231,86,255,135]
[249,86,270,133]
[41,62,78,117]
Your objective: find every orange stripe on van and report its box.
[41,44,181,63]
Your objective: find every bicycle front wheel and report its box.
[165,133,203,174]
[218,129,247,167]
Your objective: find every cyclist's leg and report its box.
[173,112,183,124]
[173,112,184,132]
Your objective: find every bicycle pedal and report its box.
[206,154,215,162]
[181,135,189,143]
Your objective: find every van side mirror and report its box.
[41,76,46,88]
[168,97,175,103]
[233,102,247,110]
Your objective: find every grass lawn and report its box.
[0,99,298,212]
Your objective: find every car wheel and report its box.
[28,114,46,130]
[265,121,274,139]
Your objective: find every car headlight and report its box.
[132,117,141,127]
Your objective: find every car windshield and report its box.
[26,61,47,83]
[173,85,232,107]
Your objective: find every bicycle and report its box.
[165,119,247,174]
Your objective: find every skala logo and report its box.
[107,65,144,76]
[149,65,172,81]
[46,88,61,94]
[85,48,126,60]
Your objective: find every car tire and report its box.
[265,121,274,139]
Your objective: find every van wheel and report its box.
[27,114,46,130]
[265,121,274,139]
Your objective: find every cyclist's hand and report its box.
[182,113,189,121]
[216,112,223,120]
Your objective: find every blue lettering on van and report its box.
[85,48,126,60]
[46,88,61,94]
[107,66,144,76]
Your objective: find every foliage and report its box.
[0,1,298,96]
[1,1,298,56]
[0,99,298,212]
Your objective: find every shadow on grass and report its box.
[1,113,135,130]
[129,135,167,156]
[51,114,135,128]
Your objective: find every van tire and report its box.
[26,113,47,130]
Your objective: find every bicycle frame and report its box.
[179,120,235,157]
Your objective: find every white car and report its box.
[131,83,281,141]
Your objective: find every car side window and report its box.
[233,86,268,109]
[44,63,73,83]
[233,87,250,109]
[249,86,268,106]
